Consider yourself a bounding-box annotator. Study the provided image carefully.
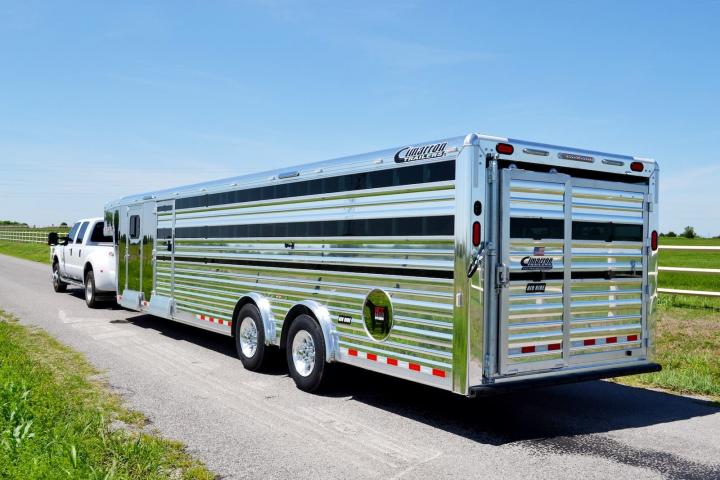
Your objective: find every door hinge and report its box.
[483,353,493,382]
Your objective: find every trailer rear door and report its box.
[497,168,648,376]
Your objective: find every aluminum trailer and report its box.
[104,133,660,395]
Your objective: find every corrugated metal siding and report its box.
[155,175,456,379]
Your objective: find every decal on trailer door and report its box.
[520,256,554,271]
[525,283,547,293]
[520,245,553,271]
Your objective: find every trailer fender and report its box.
[283,301,339,363]
[235,293,277,345]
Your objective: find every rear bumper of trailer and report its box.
[469,362,661,396]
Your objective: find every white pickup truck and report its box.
[48,217,116,308]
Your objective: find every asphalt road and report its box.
[1,253,719,480]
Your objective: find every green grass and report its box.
[0,310,214,479]
[616,306,720,402]
[660,237,720,246]
[0,242,51,264]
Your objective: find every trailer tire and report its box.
[235,304,266,371]
[84,270,99,308]
[52,261,67,293]
[286,314,326,393]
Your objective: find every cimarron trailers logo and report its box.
[394,142,447,163]
[520,256,554,271]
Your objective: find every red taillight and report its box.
[472,221,481,246]
[496,143,514,155]
[630,161,644,172]
[651,230,658,251]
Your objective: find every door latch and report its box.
[496,263,510,288]
[466,242,486,278]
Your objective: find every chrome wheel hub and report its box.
[85,281,92,301]
[239,317,258,358]
[291,330,315,377]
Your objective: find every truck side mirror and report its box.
[47,232,58,246]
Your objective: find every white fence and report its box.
[0,229,67,244]
[657,245,720,298]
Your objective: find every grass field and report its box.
[0,310,213,479]
[0,242,50,264]
[616,306,720,403]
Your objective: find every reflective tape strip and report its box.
[512,334,642,355]
[570,334,641,348]
[196,314,232,327]
[510,343,562,355]
[341,347,446,378]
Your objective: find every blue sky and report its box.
[1,1,718,234]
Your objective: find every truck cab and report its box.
[49,217,116,307]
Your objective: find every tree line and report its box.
[660,226,712,239]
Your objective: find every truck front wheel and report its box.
[84,270,99,308]
[52,261,67,293]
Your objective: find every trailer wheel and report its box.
[235,304,266,371]
[84,270,99,308]
[52,261,67,293]
[286,314,326,393]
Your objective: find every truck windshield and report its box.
[89,222,113,243]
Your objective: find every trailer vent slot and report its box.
[278,171,300,179]
[602,159,624,166]
[522,148,549,156]
[559,152,594,163]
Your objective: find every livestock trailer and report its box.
[105,133,660,394]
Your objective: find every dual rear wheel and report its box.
[234,305,326,392]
